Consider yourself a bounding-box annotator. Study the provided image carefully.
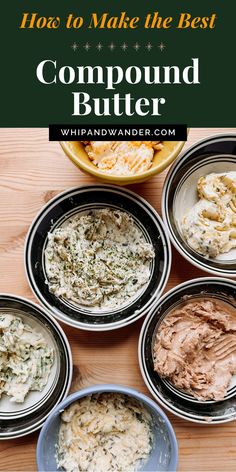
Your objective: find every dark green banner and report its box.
[1,1,234,126]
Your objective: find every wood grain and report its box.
[0,128,236,472]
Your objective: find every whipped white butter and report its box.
[182,172,236,257]
[57,393,152,472]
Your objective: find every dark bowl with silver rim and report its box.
[139,277,236,424]
[25,185,171,331]
[0,294,72,439]
[162,134,236,277]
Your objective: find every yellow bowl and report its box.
[60,140,185,185]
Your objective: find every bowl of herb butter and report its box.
[162,134,236,277]
[0,294,72,439]
[25,185,171,331]
[37,384,178,472]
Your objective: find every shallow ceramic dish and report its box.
[0,294,72,439]
[37,384,178,472]
[162,134,236,277]
[60,140,185,185]
[25,185,171,331]
[139,277,236,424]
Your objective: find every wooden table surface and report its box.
[0,128,236,472]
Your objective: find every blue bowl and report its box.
[37,384,178,472]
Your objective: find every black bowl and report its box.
[25,185,171,331]
[162,134,236,277]
[139,277,236,424]
[0,294,72,439]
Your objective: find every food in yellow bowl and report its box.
[60,139,185,185]
[81,140,164,176]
